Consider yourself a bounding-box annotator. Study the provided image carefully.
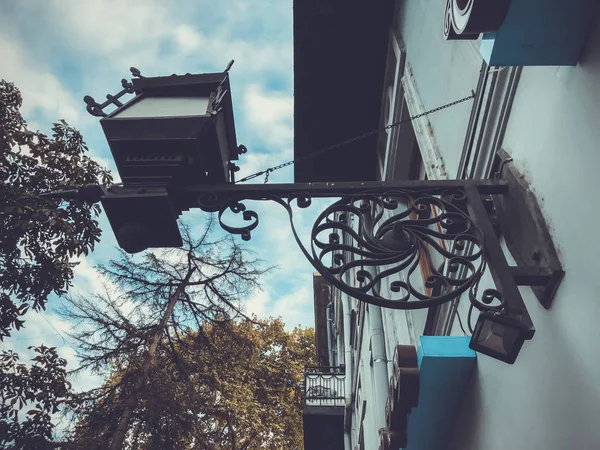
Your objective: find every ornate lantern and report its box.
[82,65,244,252]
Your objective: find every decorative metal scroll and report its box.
[198,187,500,311]
[209,64,234,116]
[306,385,337,398]
[304,367,345,407]
[83,67,140,117]
[305,366,344,375]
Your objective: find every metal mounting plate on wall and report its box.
[493,149,564,308]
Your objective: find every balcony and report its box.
[304,366,345,409]
[303,366,345,450]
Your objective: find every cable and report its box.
[3,333,60,343]
[455,309,470,337]
[39,313,78,354]
[467,303,475,335]
[487,66,506,74]
[236,93,476,184]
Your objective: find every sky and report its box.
[0,0,323,397]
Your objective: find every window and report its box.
[357,398,367,450]
[376,30,406,180]
[353,305,363,350]
[350,309,357,348]
[355,378,362,410]
[376,41,427,182]
[358,422,365,450]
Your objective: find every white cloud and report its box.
[71,256,126,303]
[0,29,111,171]
[245,288,271,318]
[0,310,80,376]
[235,151,276,181]
[173,24,205,53]
[48,0,172,56]
[244,284,314,329]
[242,83,293,148]
[0,309,104,435]
[0,32,82,127]
[234,84,294,183]
[34,0,292,78]
[272,284,315,328]
[0,0,321,408]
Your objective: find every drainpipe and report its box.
[369,301,389,434]
[362,212,389,433]
[342,291,353,449]
[326,302,334,365]
[341,211,388,445]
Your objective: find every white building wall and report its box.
[392,1,600,449]
[340,3,600,449]
[398,0,482,177]
[354,306,382,450]
[448,17,600,450]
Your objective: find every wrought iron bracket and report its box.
[177,180,528,322]
[43,177,558,332]
[492,149,564,308]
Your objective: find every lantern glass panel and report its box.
[477,320,521,356]
[116,96,210,118]
[470,312,528,364]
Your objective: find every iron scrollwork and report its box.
[83,68,139,117]
[197,187,500,312]
[305,385,338,399]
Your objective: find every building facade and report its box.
[296,1,600,449]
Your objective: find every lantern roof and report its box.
[129,72,229,97]
[103,72,239,160]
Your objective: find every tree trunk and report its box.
[110,273,192,450]
[110,379,140,450]
[226,412,237,450]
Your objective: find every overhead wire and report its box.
[39,313,79,354]
[236,93,476,184]
[3,333,60,343]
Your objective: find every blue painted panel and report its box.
[404,337,476,450]
[480,0,597,66]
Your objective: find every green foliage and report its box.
[0,345,75,449]
[0,80,112,339]
[70,319,316,450]
[59,223,273,449]
[198,319,316,450]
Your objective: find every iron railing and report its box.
[304,366,345,407]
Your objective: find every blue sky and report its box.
[0,0,322,396]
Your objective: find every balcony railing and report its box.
[304,366,345,407]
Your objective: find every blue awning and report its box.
[404,336,476,450]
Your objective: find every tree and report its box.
[60,222,269,450]
[0,80,112,339]
[70,319,316,450]
[0,345,75,450]
[186,320,315,450]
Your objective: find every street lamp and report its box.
[46,66,562,364]
[470,310,533,364]
[81,65,244,253]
